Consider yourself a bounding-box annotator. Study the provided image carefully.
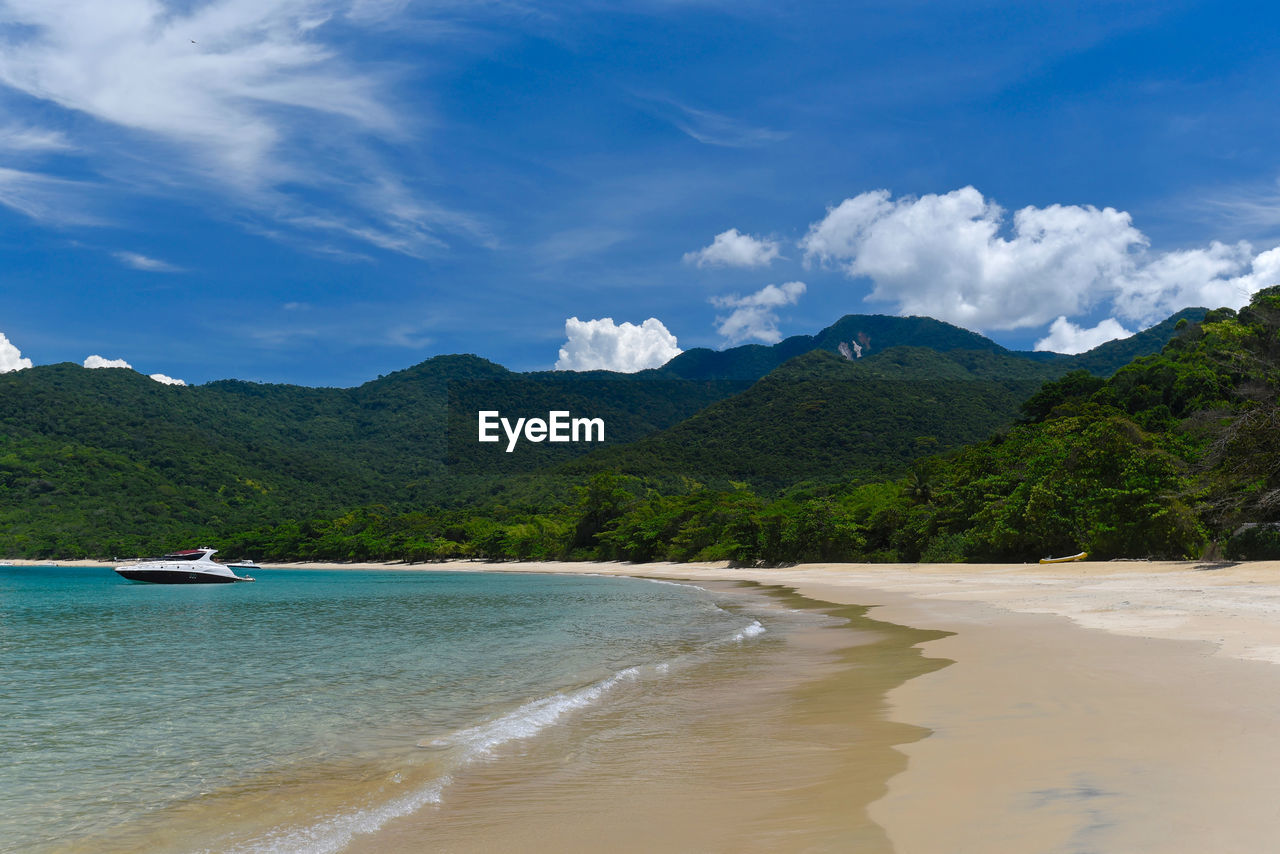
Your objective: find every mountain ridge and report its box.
[0,307,1207,556]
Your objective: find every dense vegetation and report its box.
[557,346,1063,490]
[0,356,740,556]
[217,295,1280,564]
[0,304,1235,562]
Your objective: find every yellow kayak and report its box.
[1039,551,1087,564]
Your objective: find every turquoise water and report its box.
[0,567,773,853]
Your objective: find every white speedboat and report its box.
[114,548,256,584]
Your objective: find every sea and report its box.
[0,565,889,854]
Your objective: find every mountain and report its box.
[0,308,1205,557]
[655,310,1208,383]
[659,314,1008,381]
[229,293,1279,565]
[849,293,1280,562]
[558,345,1064,491]
[1023,307,1209,374]
[0,356,739,555]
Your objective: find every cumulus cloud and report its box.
[711,281,806,345]
[800,186,1280,332]
[555,317,682,372]
[1112,243,1280,323]
[84,354,132,369]
[148,373,186,386]
[1034,317,1134,354]
[800,187,1142,330]
[0,332,33,373]
[684,229,781,268]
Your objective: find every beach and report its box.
[16,558,1280,851]
[378,558,1280,853]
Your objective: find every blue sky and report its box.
[1,0,1279,385]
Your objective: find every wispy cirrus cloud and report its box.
[113,251,183,272]
[1201,177,1280,231]
[0,0,486,256]
[635,95,787,148]
[0,123,75,152]
[0,166,103,225]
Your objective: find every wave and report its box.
[440,666,642,757]
[220,776,451,854]
[640,577,707,592]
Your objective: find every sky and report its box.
[1,0,1280,386]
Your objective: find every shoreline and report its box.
[21,557,1280,848]
[359,559,1280,850]
[281,557,1280,667]
[341,582,945,854]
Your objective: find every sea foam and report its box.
[221,776,451,854]
[233,666,646,854]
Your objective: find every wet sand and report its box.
[343,584,949,854]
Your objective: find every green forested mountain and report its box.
[0,309,1207,558]
[656,309,1207,381]
[0,357,739,555]
[558,346,1064,490]
[235,295,1266,565]
[659,314,1008,381]
[1030,308,1209,375]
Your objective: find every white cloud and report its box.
[0,332,33,372]
[113,251,183,272]
[1034,316,1134,354]
[684,228,781,268]
[83,353,183,382]
[801,187,1143,330]
[1112,243,1280,323]
[665,104,787,148]
[0,1,478,255]
[0,167,103,225]
[83,354,132,369]
[636,96,787,148]
[555,317,682,372]
[711,281,806,345]
[0,124,75,152]
[800,186,1280,332]
[0,0,394,178]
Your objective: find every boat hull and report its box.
[115,569,246,584]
